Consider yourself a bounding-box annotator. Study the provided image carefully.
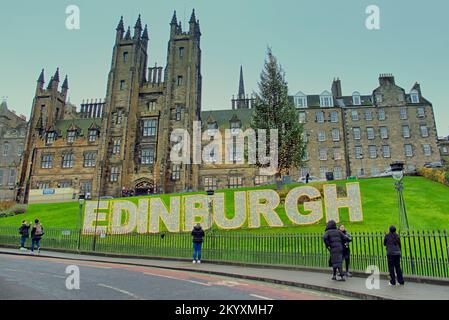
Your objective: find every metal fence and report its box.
[0,226,448,278]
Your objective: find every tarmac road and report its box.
[0,253,350,300]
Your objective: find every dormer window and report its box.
[319,91,333,107]
[294,92,308,108]
[46,132,56,144]
[230,119,242,134]
[88,129,98,142]
[67,130,76,144]
[410,90,420,103]
[352,92,361,106]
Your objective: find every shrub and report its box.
[12,205,27,215]
[417,167,449,187]
[0,201,15,212]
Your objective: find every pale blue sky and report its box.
[1,0,448,135]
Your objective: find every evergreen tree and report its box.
[251,48,306,183]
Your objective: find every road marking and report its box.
[97,283,141,299]
[52,275,66,279]
[4,268,19,272]
[143,272,212,287]
[249,294,275,300]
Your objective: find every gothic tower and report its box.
[18,68,69,202]
[100,15,149,197]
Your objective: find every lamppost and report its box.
[92,161,104,251]
[77,196,85,252]
[390,161,410,231]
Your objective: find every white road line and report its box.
[51,275,66,279]
[4,268,19,272]
[97,283,141,299]
[143,272,212,287]
[249,294,275,300]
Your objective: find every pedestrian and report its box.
[339,224,352,277]
[306,173,310,184]
[18,220,31,250]
[191,223,205,264]
[323,220,346,281]
[384,225,404,286]
[30,219,45,255]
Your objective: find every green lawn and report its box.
[1,176,449,233]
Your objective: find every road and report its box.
[0,253,350,300]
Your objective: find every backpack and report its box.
[35,224,43,236]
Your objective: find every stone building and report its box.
[293,74,441,179]
[17,11,443,202]
[18,11,202,202]
[0,100,27,201]
[438,136,449,165]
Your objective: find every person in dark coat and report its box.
[19,220,31,250]
[323,220,346,281]
[191,223,205,264]
[30,219,44,254]
[339,224,352,277]
[305,173,310,184]
[384,225,404,286]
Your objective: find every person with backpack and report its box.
[384,225,404,286]
[339,224,352,277]
[30,219,44,254]
[323,220,346,281]
[19,220,31,250]
[191,223,205,264]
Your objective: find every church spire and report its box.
[238,66,245,99]
[189,9,196,23]
[171,10,177,25]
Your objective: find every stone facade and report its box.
[0,101,27,201]
[438,136,449,165]
[17,12,443,202]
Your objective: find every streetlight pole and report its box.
[77,197,85,252]
[92,161,104,251]
[390,161,410,231]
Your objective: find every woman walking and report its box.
[323,220,346,281]
[384,225,404,286]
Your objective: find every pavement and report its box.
[0,247,448,300]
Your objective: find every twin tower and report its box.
[19,10,203,201]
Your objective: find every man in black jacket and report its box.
[191,223,205,264]
[384,225,404,286]
[19,220,30,250]
[323,220,346,281]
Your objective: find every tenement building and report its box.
[438,135,449,165]
[0,100,27,200]
[17,11,442,201]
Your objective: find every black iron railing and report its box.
[1,226,447,278]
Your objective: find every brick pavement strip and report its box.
[0,247,448,300]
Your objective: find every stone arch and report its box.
[133,178,155,196]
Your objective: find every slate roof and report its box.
[54,119,103,136]
[201,108,254,129]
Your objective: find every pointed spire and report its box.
[47,76,54,89]
[116,16,124,31]
[189,9,196,23]
[134,14,142,29]
[37,69,45,83]
[62,75,69,89]
[238,66,245,99]
[142,24,149,40]
[53,68,60,82]
[125,26,131,40]
[171,10,177,25]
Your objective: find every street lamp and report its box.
[77,196,85,251]
[390,161,410,231]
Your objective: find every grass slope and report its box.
[1,176,448,233]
